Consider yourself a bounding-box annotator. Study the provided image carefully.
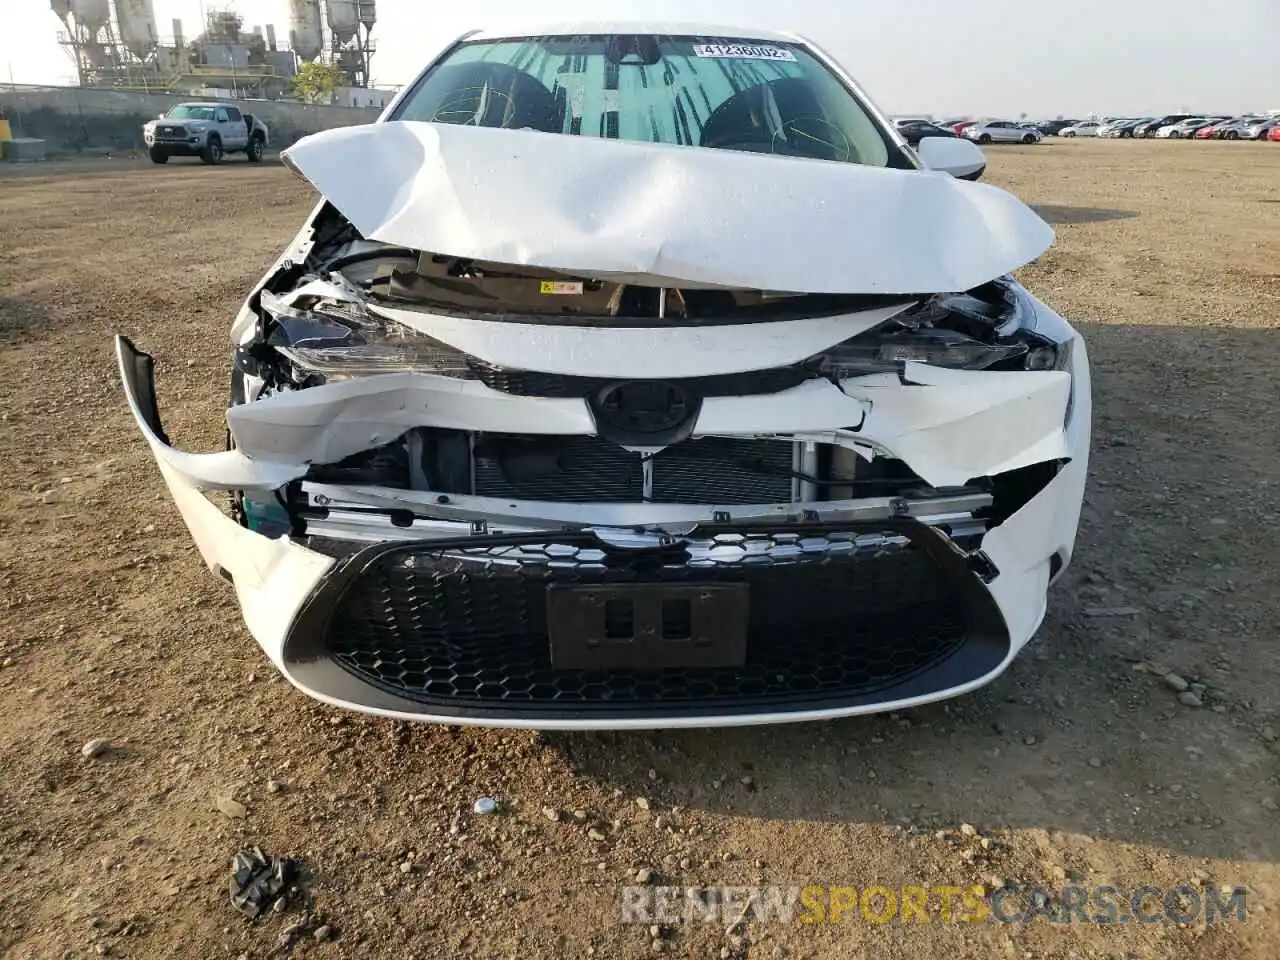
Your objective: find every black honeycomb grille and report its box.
[323,530,973,713]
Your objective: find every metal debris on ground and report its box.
[229,846,296,919]
[1082,606,1143,617]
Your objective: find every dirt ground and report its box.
[0,138,1277,960]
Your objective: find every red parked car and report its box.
[953,120,980,136]
[1194,122,1221,139]
[1269,126,1280,142]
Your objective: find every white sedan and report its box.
[115,22,1090,730]
[1155,118,1215,138]
[1060,121,1102,137]
[962,120,1043,144]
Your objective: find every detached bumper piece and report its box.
[284,521,1010,722]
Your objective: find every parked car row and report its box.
[900,113,1280,144]
[1049,114,1279,140]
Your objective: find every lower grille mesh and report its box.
[324,530,972,714]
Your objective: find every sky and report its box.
[3,0,1277,117]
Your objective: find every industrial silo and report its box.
[69,0,111,36]
[50,0,74,22]
[288,0,323,61]
[326,0,359,44]
[116,0,158,58]
[356,0,376,27]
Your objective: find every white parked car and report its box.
[1059,121,1102,137]
[1241,116,1280,140]
[1155,117,1212,138]
[962,120,1043,144]
[116,23,1091,729]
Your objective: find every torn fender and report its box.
[281,122,1053,295]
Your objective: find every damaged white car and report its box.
[116,24,1091,729]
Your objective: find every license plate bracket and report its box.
[547,583,749,670]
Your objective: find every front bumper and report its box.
[115,321,1091,729]
[148,142,206,156]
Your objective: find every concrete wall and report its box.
[0,85,377,153]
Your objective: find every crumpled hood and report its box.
[282,121,1053,294]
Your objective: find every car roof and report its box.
[465,21,805,44]
[176,102,228,108]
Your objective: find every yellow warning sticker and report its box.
[540,280,584,295]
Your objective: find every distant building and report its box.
[332,85,396,109]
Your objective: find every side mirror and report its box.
[916,136,986,181]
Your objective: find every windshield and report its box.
[392,34,908,167]
[167,105,216,121]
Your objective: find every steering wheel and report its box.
[431,85,516,127]
[770,115,853,162]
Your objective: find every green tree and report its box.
[292,62,342,104]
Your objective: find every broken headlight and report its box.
[260,289,474,380]
[821,327,1029,375]
[822,282,1070,376]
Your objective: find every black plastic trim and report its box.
[470,361,818,399]
[116,335,171,447]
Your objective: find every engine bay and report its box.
[226,204,1069,545]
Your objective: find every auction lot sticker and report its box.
[692,43,797,62]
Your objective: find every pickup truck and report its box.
[143,102,269,164]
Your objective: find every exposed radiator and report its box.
[473,435,796,504]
